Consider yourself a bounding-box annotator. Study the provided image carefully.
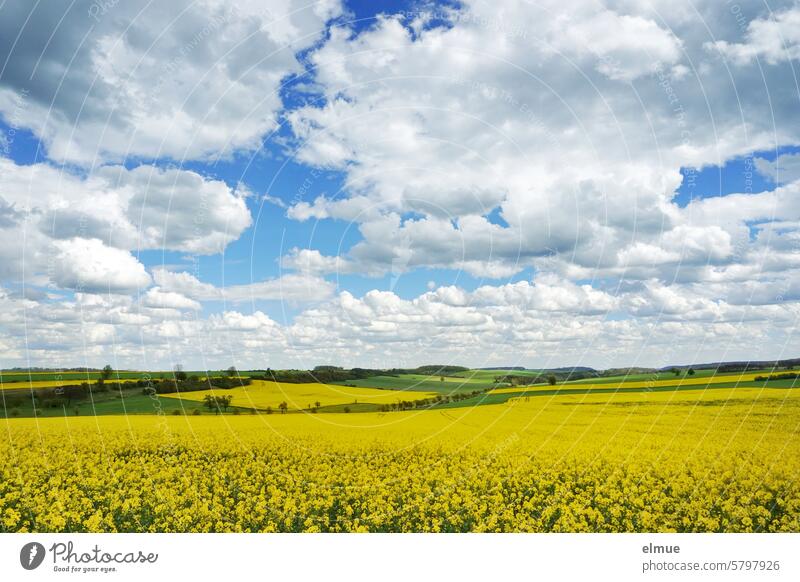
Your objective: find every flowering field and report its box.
[0,378,142,390]
[488,371,779,394]
[1,384,798,532]
[161,379,439,411]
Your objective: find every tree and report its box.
[343,406,351,413]
[174,364,188,382]
[226,366,238,377]
[440,376,445,382]
[547,375,557,386]
[671,368,680,376]
[203,394,220,414]
[62,385,86,407]
[278,401,288,414]
[266,406,273,415]
[315,401,321,409]
[101,364,113,380]
[203,394,232,414]
[687,368,695,376]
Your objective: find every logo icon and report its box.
[20,542,46,570]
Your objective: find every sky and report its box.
[0,0,799,371]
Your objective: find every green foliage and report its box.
[203,394,233,414]
[101,364,113,380]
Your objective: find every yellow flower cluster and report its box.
[1,386,798,532]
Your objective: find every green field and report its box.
[455,369,544,381]
[0,370,255,384]
[443,377,800,408]
[2,390,200,418]
[4,369,798,419]
[332,374,497,394]
[563,368,778,384]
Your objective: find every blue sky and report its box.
[0,0,799,369]
[0,0,533,322]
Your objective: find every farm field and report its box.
[455,369,544,380]
[563,368,776,384]
[162,379,439,412]
[1,383,798,532]
[0,375,247,393]
[401,373,491,384]
[444,382,779,408]
[491,371,785,394]
[0,370,241,383]
[0,378,144,390]
[333,374,496,394]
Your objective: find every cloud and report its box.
[152,269,219,298]
[142,287,201,310]
[281,0,800,284]
[53,238,152,293]
[0,273,798,369]
[1,0,800,369]
[153,268,335,304]
[1,158,252,256]
[755,152,800,184]
[0,157,252,290]
[551,9,682,81]
[0,0,343,164]
[223,274,336,303]
[706,7,800,65]
[208,310,279,331]
[280,247,357,275]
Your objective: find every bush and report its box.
[192,409,202,416]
